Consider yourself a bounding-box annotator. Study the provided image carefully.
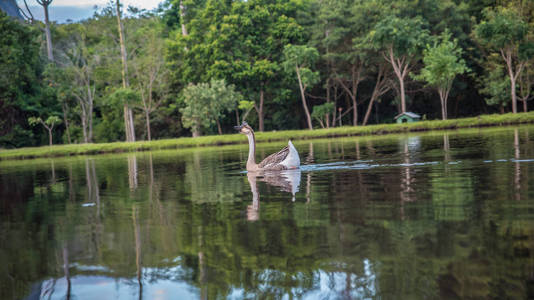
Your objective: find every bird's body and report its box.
[235,122,300,172]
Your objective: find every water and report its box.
[1,126,534,299]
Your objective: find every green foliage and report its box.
[475,7,529,51]
[0,11,42,147]
[414,31,469,90]
[180,79,242,135]
[368,15,429,57]
[28,116,61,127]
[283,44,320,87]
[109,88,141,107]
[3,0,534,148]
[311,102,334,127]
[479,61,510,107]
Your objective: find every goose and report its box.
[234,122,300,172]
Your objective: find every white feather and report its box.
[280,140,300,169]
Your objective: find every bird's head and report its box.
[234,121,253,135]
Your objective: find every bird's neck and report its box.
[246,132,257,170]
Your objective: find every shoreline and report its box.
[1,112,533,161]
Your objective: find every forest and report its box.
[1,0,534,148]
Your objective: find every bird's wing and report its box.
[258,146,290,169]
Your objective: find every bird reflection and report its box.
[246,169,302,221]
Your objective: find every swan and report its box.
[234,122,300,172]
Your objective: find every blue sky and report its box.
[17,0,163,23]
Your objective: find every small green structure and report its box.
[394,112,421,124]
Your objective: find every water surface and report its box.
[2,126,534,299]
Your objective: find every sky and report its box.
[17,0,164,23]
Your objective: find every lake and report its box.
[1,126,534,299]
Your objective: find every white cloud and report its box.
[16,0,164,22]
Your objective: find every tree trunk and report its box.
[326,79,331,128]
[386,47,408,113]
[145,110,151,141]
[82,114,88,143]
[216,119,222,135]
[523,99,528,112]
[128,106,134,141]
[258,89,265,131]
[510,75,517,114]
[123,106,131,141]
[42,3,53,61]
[501,48,526,114]
[180,0,188,36]
[47,128,53,146]
[88,104,93,143]
[363,65,390,126]
[399,77,406,113]
[296,65,313,130]
[62,102,71,144]
[192,121,200,137]
[116,0,135,142]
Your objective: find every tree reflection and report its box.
[514,128,521,200]
[2,127,534,299]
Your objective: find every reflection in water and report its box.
[514,128,521,201]
[246,169,302,221]
[2,126,534,299]
[62,246,71,300]
[133,206,143,300]
[128,154,138,190]
[400,137,420,203]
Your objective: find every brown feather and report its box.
[258,146,290,169]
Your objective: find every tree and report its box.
[312,0,366,126]
[180,79,242,136]
[131,18,168,141]
[36,0,54,61]
[115,0,135,142]
[475,7,534,113]
[190,0,303,132]
[311,102,334,128]
[61,35,98,143]
[283,44,320,130]
[414,31,469,120]
[479,59,511,113]
[362,62,392,126]
[518,61,533,112]
[0,11,41,148]
[368,16,429,114]
[28,116,61,145]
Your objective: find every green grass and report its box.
[2,111,534,161]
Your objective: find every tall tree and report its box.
[180,79,242,136]
[131,19,167,141]
[0,11,42,147]
[312,0,366,126]
[414,31,469,120]
[28,116,61,146]
[212,0,303,132]
[362,62,392,126]
[36,0,54,61]
[475,7,534,113]
[61,35,97,143]
[283,44,320,130]
[368,16,429,114]
[115,0,135,141]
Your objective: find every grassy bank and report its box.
[2,112,534,161]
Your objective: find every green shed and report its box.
[394,112,421,124]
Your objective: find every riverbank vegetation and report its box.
[2,111,533,160]
[1,0,534,149]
